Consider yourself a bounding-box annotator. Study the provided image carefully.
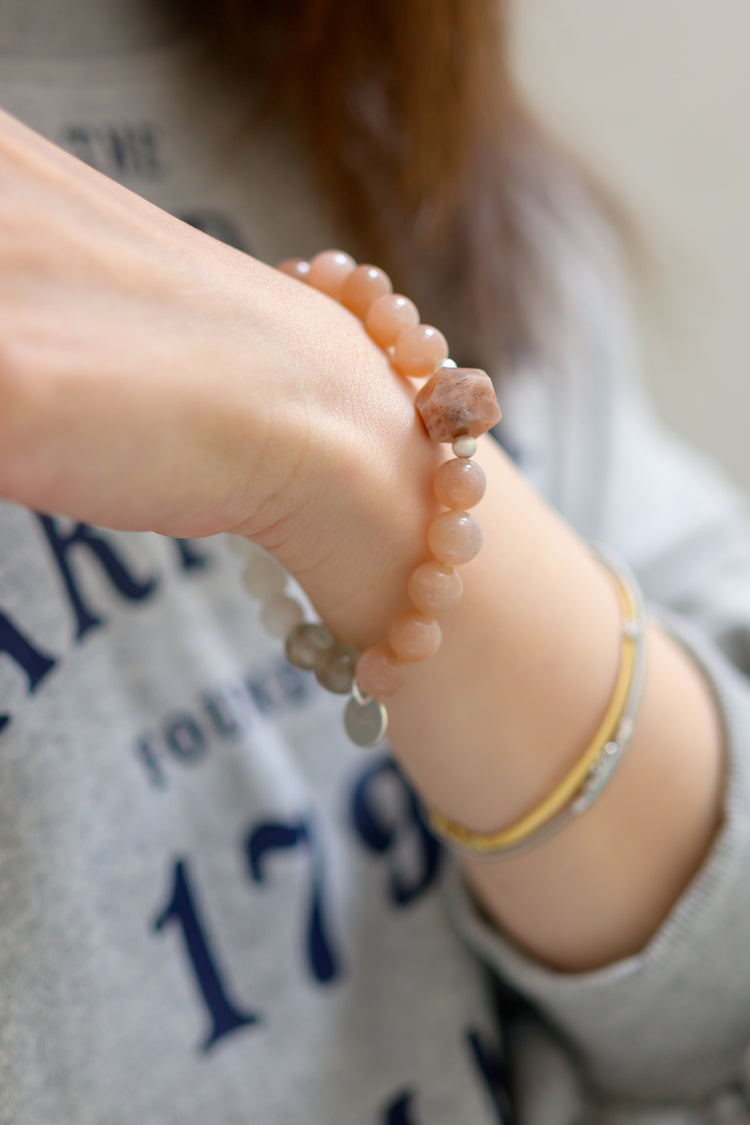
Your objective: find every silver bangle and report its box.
[428,544,647,859]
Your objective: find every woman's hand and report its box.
[0,108,441,638]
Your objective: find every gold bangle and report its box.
[428,557,640,854]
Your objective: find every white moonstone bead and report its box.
[261,594,305,638]
[242,552,287,599]
[227,534,264,559]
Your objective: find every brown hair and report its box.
[181,0,586,373]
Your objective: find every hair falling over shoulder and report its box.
[180,0,585,374]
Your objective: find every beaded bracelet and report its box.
[230,248,501,748]
[428,546,647,857]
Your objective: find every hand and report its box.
[0,109,439,635]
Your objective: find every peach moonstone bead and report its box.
[365,293,420,348]
[307,249,356,298]
[416,365,501,443]
[427,510,483,566]
[276,257,311,282]
[393,324,449,379]
[388,610,442,662]
[356,645,409,699]
[408,561,463,613]
[433,458,487,509]
[340,265,393,318]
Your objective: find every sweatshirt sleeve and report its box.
[444,222,750,1106]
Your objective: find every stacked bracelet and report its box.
[428,546,647,857]
[230,248,500,748]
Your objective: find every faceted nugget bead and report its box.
[393,325,449,379]
[340,265,392,318]
[408,561,463,613]
[433,458,487,509]
[388,610,442,662]
[316,643,359,694]
[427,511,483,566]
[307,249,356,298]
[365,294,419,348]
[285,622,335,671]
[415,366,501,443]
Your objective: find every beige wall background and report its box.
[512,0,750,491]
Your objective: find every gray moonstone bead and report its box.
[315,643,360,694]
[285,623,335,671]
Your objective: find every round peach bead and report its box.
[356,645,409,699]
[340,265,393,319]
[307,249,357,298]
[365,293,419,348]
[393,324,449,378]
[276,257,311,281]
[408,561,463,613]
[427,511,483,566]
[388,610,442,663]
[433,458,487,509]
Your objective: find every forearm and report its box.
[349,437,726,973]
[290,413,725,973]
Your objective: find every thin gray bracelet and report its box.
[427,544,647,859]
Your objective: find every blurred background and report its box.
[512,0,750,490]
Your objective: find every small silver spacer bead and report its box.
[452,434,477,459]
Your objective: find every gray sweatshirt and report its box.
[1,3,750,1123]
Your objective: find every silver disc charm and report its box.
[344,695,388,747]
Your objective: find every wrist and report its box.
[230,266,446,646]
